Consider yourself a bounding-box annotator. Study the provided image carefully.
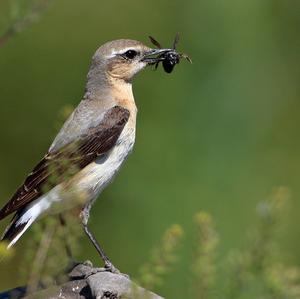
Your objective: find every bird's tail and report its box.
[1,209,37,249]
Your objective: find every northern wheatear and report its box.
[0,38,183,271]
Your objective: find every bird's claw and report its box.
[104,261,120,274]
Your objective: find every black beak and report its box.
[141,48,172,63]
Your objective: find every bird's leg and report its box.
[80,204,120,274]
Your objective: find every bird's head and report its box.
[90,39,170,83]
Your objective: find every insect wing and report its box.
[173,32,180,49]
[148,36,162,49]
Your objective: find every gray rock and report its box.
[0,261,164,299]
[87,271,164,299]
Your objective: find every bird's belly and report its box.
[71,125,135,202]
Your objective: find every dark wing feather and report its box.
[0,106,130,220]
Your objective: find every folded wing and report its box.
[0,105,130,220]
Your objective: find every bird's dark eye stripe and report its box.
[122,50,138,59]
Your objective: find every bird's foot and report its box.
[104,261,120,274]
[68,260,129,280]
[104,261,130,278]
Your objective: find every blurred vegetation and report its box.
[19,212,82,295]
[0,0,299,298]
[136,187,299,299]
[191,212,218,299]
[222,187,296,299]
[0,0,54,47]
[137,224,183,290]
[2,186,296,299]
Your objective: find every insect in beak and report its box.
[141,48,173,64]
[147,33,192,73]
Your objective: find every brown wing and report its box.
[0,106,130,220]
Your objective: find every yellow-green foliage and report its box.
[19,212,83,294]
[192,212,218,299]
[135,187,299,299]
[17,183,300,299]
[223,187,296,299]
[0,241,15,263]
[138,224,184,290]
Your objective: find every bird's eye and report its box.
[122,50,138,60]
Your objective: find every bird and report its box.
[0,39,173,272]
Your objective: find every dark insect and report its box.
[149,33,191,73]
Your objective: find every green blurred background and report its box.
[0,0,299,297]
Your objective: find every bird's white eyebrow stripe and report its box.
[107,47,141,58]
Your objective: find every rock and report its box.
[0,261,164,299]
[87,271,164,299]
